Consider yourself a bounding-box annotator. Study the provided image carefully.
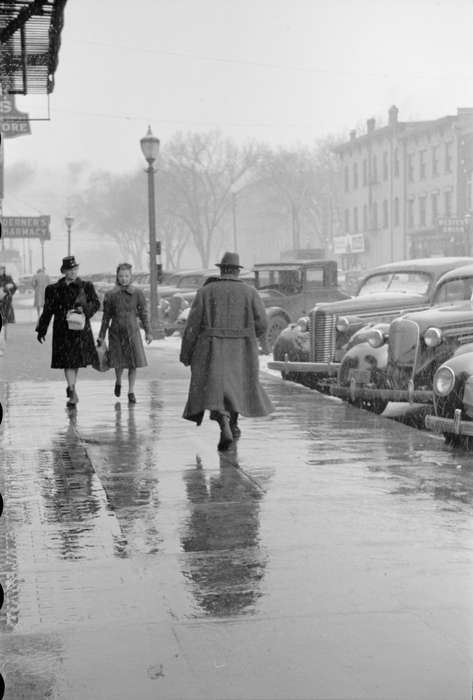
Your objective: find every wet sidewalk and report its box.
[1,336,473,699]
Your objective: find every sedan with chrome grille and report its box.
[329,262,473,413]
[268,257,473,393]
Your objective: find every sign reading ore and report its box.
[0,92,31,138]
[2,216,50,240]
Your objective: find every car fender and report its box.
[265,306,292,324]
[438,349,473,416]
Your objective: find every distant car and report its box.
[18,274,34,294]
[268,256,473,395]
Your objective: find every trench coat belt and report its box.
[202,327,254,338]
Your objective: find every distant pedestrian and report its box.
[36,256,100,408]
[0,265,17,354]
[32,267,50,318]
[97,262,152,404]
[180,251,274,451]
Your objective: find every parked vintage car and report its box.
[424,346,473,447]
[268,257,473,394]
[171,259,349,346]
[327,262,473,413]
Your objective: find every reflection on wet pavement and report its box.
[1,359,473,698]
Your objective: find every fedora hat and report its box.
[61,255,79,271]
[216,251,243,268]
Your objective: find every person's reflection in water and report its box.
[42,418,101,560]
[181,449,267,617]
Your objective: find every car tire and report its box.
[267,314,289,352]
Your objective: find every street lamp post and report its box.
[140,125,164,339]
[65,214,74,256]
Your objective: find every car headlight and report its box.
[433,366,455,396]
[424,327,442,347]
[336,316,350,332]
[367,328,385,348]
[295,316,309,332]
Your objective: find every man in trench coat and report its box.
[180,251,274,451]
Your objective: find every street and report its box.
[1,297,473,699]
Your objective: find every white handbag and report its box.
[66,309,85,331]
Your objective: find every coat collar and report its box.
[113,283,135,295]
[59,276,82,287]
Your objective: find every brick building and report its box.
[334,106,473,270]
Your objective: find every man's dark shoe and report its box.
[230,412,241,439]
[128,392,136,404]
[114,383,121,397]
[217,416,233,451]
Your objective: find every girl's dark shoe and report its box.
[67,386,78,407]
[114,383,121,397]
[66,386,71,398]
[128,392,136,404]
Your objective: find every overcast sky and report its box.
[9,0,473,173]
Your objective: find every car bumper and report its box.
[425,409,473,436]
[328,380,433,404]
[268,358,340,375]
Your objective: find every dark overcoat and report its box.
[98,285,149,368]
[0,273,17,324]
[36,277,100,369]
[180,277,274,423]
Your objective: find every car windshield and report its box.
[256,269,303,294]
[357,271,431,296]
[433,276,473,304]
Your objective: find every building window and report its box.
[383,151,389,181]
[363,204,368,231]
[408,199,415,228]
[408,153,414,182]
[372,201,378,229]
[394,197,400,227]
[353,206,359,233]
[353,162,358,189]
[419,150,426,180]
[372,155,378,183]
[362,159,368,186]
[344,208,350,233]
[445,142,452,173]
[419,196,426,227]
[444,190,452,217]
[344,166,349,192]
[431,193,438,226]
[382,200,388,228]
[394,148,400,177]
[432,146,438,177]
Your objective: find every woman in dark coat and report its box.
[36,256,100,407]
[97,263,152,403]
[0,265,17,332]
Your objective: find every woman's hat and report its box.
[216,251,243,268]
[61,256,79,271]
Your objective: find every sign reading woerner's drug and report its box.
[2,216,50,240]
[0,93,31,139]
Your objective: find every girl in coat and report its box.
[98,263,152,403]
[36,256,100,407]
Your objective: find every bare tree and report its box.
[72,170,148,270]
[161,131,262,268]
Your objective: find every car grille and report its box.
[310,309,336,362]
[388,318,420,367]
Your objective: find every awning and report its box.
[0,0,67,95]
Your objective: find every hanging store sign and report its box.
[0,92,31,139]
[2,216,50,240]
